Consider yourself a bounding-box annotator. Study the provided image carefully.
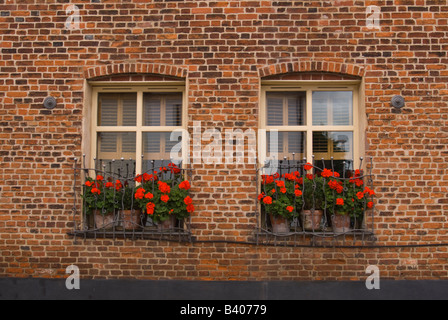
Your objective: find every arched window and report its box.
[260,77,362,175]
[84,63,188,176]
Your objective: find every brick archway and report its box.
[83,62,188,80]
[258,60,365,79]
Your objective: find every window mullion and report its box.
[135,91,143,175]
[306,89,313,163]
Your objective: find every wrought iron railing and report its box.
[68,154,376,247]
[69,156,193,242]
[255,156,376,246]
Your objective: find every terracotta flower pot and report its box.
[301,210,323,231]
[93,210,115,230]
[120,209,143,230]
[157,215,177,231]
[332,212,351,234]
[269,213,290,234]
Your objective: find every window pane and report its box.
[287,93,306,126]
[144,93,182,127]
[312,91,352,126]
[266,95,283,126]
[267,131,306,160]
[143,131,182,161]
[313,131,353,176]
[97,132,136,163]
[98,93,137,126]
[266,92,305,126]
[122,95,137,126]
[144,95,161,126]
[165,95,183,126]
[313,131,353,160]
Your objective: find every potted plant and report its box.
[325,169,374,233]
[82,175,118,230]
[300,163,325,231]
[134,163,194,231]
[259,172,302,234]
[116,181,144,230]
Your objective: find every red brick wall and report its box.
[1,0,448,281]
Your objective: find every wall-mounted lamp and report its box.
[43,96,57,110]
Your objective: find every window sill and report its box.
[254,228,377,247]
[68,228,193,242]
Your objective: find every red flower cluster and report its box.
[135,172,158,183]
[168,162,181,174]
[328,179,344,194]
[146,202,155,215]
[158,181,171,194]
[262,196,273,205]
[304,163,313,171]
[179,180,191,190]
[135,187,146,200]
[184,196,195,213]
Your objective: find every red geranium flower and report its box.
[161,194,169,203]
[262,175,274,185]
[145,192,154,200]
[158,181,171,194]
[184,196,193,205]
[364,187,375,196]
[179,180,191,190]
[135,188,146,200]
[304,163,313,171]
[168,163,181,174]
[286,206,294,213]
[336,198,344,206]
[146,202,155,215]
[321,168,333,178]
[276,180,285,188]
[263,196,273,205]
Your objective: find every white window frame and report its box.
[89,81,188,175]
[260,80,362,170]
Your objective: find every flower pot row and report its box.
[269,211,355,234]
[90,209,178,231]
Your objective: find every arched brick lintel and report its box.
[83,63,188,80]
[259,60,365,79]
